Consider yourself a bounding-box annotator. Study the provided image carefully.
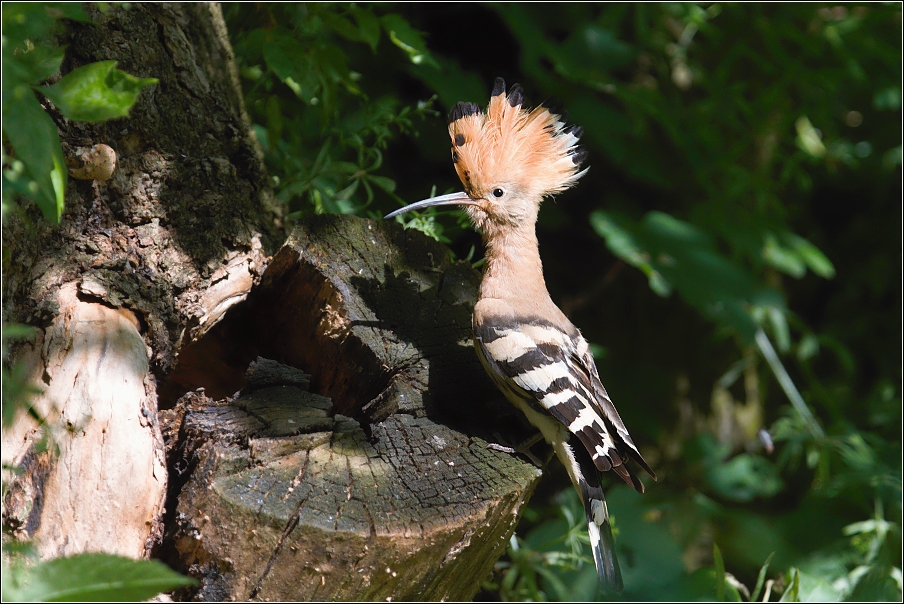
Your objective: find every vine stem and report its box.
[755,328,825,439]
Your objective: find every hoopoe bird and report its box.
[386,78,655,593]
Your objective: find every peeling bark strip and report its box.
[2,284,166,558]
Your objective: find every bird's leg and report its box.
[486,431,547,467]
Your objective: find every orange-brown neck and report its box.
[478,220,572,325]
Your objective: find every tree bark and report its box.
[2,2,281,560]
[2,4,541,600]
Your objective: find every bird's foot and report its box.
[487,432,545,467]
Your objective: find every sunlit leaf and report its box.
[795,116,826,158]
[763,233,806,278]
[785,234,836,279]
[751,552,775,601]
[2,86,66,222]
[780,567,801,602]
[39,61,157,122]
[589,210,673,296]
[4,554,195,602]
[381,14,439,68]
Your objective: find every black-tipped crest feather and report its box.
[542,96,565,114]
[449,101,481,123]
[446,77,589,199]
[506,83,523,107]
[491,77,506,97]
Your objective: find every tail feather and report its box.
[582,480,623,594]
[558,433,626,593]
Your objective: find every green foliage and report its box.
[482,489,604,601]
[590,209,788,342]
[3,3,897,602]
[224,4,440,222]
[38,60,157,122]
[1,2,155,223]
[221,3,899,601]
[2,552,196,602]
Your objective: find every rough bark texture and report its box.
[160,215,542,601]
[2,3,281,560]
[2,4,542,600]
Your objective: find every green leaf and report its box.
[319,11,362,43]
[763,233,806,278]
[589,210,672,296]
[780,567,801,602]
[352,7,381,52]
[2,323,40,342]
[5,45,66,87]
[381,14,439,68]
[261,32,308,81]
[767,306,791,353]
[367,174,396,193]
[39,61,157,122]
[1,4,66,49]
[786,234,836,279]
[706,453,783,501]
[873,87,901,110]
[43,2,91,23]
[795,116,826,158]
[751,552,776,601]
[2,86,66,222]
[797,333,820,361]
[714,543,726,601]
[4,553,196,602]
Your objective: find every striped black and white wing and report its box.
[475,317,655,491]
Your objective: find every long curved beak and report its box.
[384,191,477,219]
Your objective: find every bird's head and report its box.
[386,78,587,233]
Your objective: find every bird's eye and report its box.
[492,188,505,198]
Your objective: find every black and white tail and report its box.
[576,435,623,593]
[581,477,623,593]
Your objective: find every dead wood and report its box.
[160,215,542,601]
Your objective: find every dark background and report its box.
[222,3,901,601]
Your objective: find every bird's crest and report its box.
[448,78,588,201]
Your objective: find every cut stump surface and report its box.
[165,215,542,601]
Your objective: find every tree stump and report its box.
[162,215,542,600]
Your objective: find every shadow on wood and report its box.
[160,215,542,600]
